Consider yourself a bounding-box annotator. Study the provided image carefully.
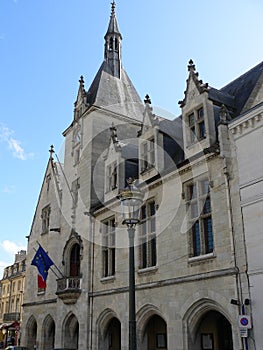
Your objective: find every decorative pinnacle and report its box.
[144,94,152,104]
[110,123,118,144]
[111,1,116,15]
[188,59,196,72]
[79,75,84,85]
[49,145,54,160]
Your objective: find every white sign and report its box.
[238,315,251,329]
[240,328,248,338]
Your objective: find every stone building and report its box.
[21,2,263,350]
[0,250,26,347]
[228,76,263,350]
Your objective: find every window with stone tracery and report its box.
[187,106,206,144]
[107,162,118,191]
[186,178,213,257]
[101,217,116,278]
[141,137,155,172]
[139,200,157,269]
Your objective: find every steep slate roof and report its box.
[121,142,138,159]
[207,61,263,116]
[159,117,183,145]
[86,61,144,120]
[220,61,263,115]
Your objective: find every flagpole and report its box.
[35,242,64,278]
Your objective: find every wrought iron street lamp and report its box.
[119,178,143,350]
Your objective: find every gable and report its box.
[179,60,209,109]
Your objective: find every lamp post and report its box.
[119,178,143,350]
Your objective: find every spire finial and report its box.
[188,59,196,72]
[144,94,152,105]
[111,1,116,16]
[49,145,54,160]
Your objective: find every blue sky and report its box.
[0,0,263,276]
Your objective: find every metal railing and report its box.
[56,277,81,292]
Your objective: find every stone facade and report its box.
[229,101,263,350]
[21,3,263,350]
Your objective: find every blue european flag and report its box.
[31,244,54,281]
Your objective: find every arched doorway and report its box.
[192,310,233,350]
[26,316,37,350]
[42,315,55,350]
[144,315,167,350]
[105,317,121,350]
[63,313,79,349]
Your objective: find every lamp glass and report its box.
[119,181,143,226]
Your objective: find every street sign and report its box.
[238,315,251,329]
[240,328,248,338]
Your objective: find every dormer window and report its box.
[107,162,118,191]
[141,138,155,172]
[188,106,206,144]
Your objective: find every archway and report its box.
[63,313,79,349]
[143,315,167,350]
[25,316,37,350]
[42,315,55,350]
[105,317,121,350]
[190,310,233,350]
[96,309,121,350]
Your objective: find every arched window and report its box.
[109,37,114,51]
[114,38,119,51]
[70,244,80,277]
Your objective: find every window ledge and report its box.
[100,275,116,284]
[138,265,158,275]
[188,252,215,264]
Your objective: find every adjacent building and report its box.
[20,2,263,350]
[0,250,26,348]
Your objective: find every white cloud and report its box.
[2,185,15,194]
[1,240,27,255]
[8,137,26,160]
[0,123,33,160]
[0,240,27,278]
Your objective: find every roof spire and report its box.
[104,1,122,78]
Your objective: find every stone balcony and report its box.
[56,277,82,304]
